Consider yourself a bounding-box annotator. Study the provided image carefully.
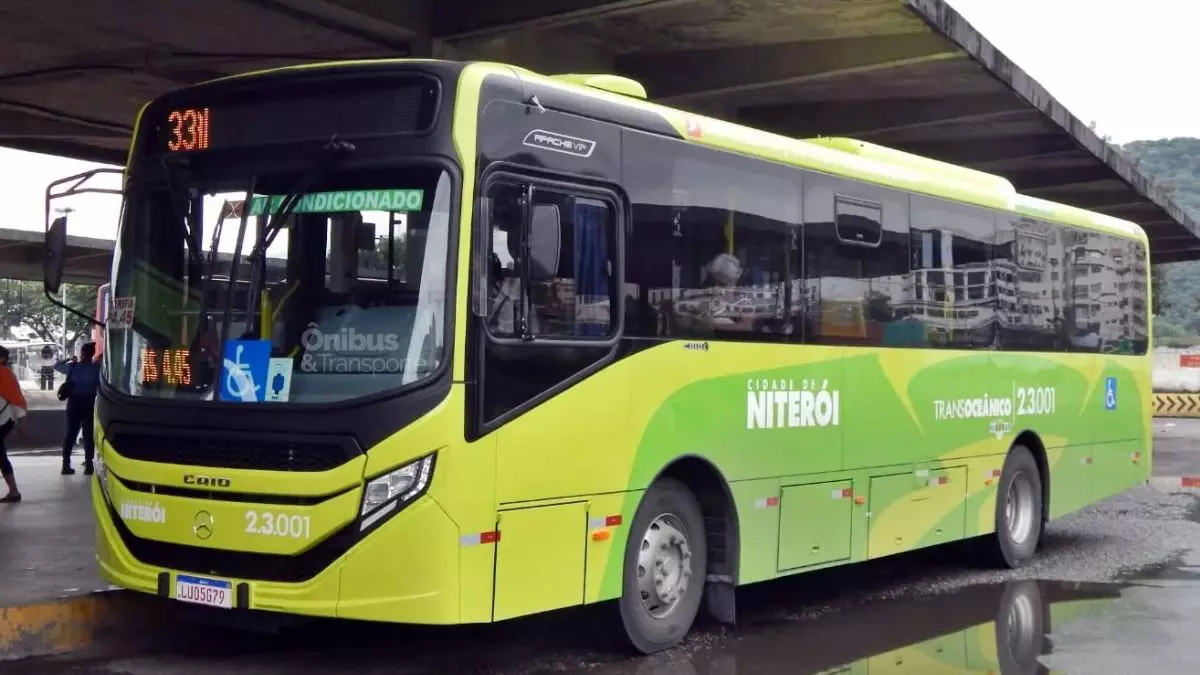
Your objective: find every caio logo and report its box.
[184,474,232,488]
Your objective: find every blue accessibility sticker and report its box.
[219,339,272,402]
[1105,376,1117,410]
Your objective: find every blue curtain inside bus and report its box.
[573,200,609,336]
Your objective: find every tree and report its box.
[0,279,98,347]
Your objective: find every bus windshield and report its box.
[105,163,454,404]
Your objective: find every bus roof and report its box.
[489,63,1149,244]
[158,58,1148,245]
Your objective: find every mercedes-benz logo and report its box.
[193,511,214,540]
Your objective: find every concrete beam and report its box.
[0,108,126,142]
[1152,247,1200,264]
[738,93,1028,138]
[1026,178,1134,198]
[616,31,958,101]
[0,47,368,91]
[240,0,416,49]
[279,0,429,40]
[0,137,126,165]
[894,135,1080,166]
[972,150,1090,171]
[906,0,1200,257]
[1044,191,1147,211]
[1145,232,1200,243]
[434,0,699,42]
[989,166,1114,191]
[453,30,616,73]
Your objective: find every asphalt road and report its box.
[10,420,1200,675]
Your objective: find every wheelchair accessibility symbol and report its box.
[1105,376,1117,411]
[220,339,270,402]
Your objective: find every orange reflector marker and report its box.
[592,530,611,542]
[589,515,624,529]
[1131,452,1141,464]
[461,531,501,547]
[854,496,866,505]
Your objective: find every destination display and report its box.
[153,73,441,156]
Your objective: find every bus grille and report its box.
[108,430,358,472]
[108,500,355,582]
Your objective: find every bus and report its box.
[68,59,1151,654]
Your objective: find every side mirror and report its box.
[45,215,67,296]
[528,204,561,281]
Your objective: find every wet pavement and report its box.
[1152,418,1200,478]
[0,455,110,607]
[5,420,1200,673]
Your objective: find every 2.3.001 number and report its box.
[245,511,311,539]
[1016,387,1056,416]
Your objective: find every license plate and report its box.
[174,574,233,609]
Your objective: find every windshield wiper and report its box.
[158,157,207,300]
[185,180,257,390]
[239,136,356,336]
[214,180,258,350]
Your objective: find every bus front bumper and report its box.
[92,478,463,623]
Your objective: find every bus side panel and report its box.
[1089,353,1152,502]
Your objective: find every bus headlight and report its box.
[360,454,435,531]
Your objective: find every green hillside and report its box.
[1120,138,1200,344]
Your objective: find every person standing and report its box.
[0,345,27,502]
[38,344,56,390]
[55,342,100,476]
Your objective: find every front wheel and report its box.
[613,478,707,654]
[987,445,1044,568]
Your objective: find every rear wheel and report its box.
[995,580,1048,671]
[986,445,1044,568]
[613,478,707,654]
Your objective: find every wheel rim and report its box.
[637,513,693,619]
[1005,470,1036,545]
[1004,590,1038,660]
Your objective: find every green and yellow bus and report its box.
[61,58,1151,654]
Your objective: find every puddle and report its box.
[572,579,1128,675]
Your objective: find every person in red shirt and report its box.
[0,345,27,503]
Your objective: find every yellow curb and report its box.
[0,591,163,662]
[1153,393,1200,418]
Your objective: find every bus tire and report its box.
[994,580,1047,672]
[988,445,1044,569]
[614,477,707,654]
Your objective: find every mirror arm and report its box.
[43,288,106,329]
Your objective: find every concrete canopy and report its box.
[2,0,1196,263]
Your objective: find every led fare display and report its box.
[140,347,193,387]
